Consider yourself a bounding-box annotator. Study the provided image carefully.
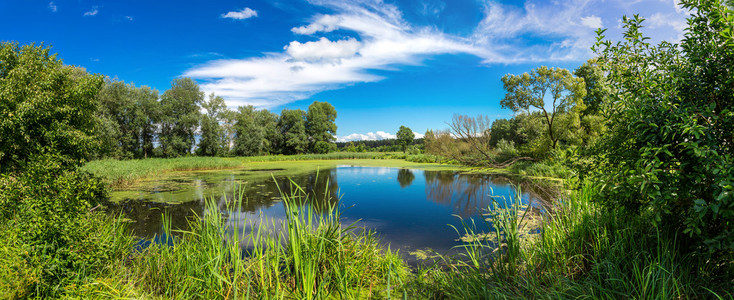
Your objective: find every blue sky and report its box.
[1,0,688,141]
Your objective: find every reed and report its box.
[113,177,408,299]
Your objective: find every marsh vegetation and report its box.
[1,1,733,298]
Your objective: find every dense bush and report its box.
[0,156,122,295]
[0,42,103,172]
[595,0,733,253]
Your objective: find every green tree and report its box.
[0,43,103,172]
[197,93,228,156]
[306,101,337,153]
[278,109,309,155]
[158,78,203,157]
[233,106,278,156]
[396,126,415,153]
[133,86,160,158]
[573,58,612,117]
[594,0,734,253]
[500,66,586,149]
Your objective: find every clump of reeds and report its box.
[103,176,408,299]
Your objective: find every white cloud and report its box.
[187,0,487,108]
[83,6,98,16]
[221,7,258,20]
[186,0,688,109]
[647,12,687,41]
[285,37,361,61]
[125,15,134,21]
[581,15,603,28]
[292,15,341,34]
[48,2,57,12]
[337,131,396,142]
[337,131,424,142]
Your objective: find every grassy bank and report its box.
[83,153,464,188]
[82,156,243,186]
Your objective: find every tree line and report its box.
[94,77,338,159]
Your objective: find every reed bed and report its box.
[75,177,408,299]
[82,157,243,186]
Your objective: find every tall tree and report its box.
[197,93,228,156]
[574,58,612,117]
[0,42,103,172]
[500,66,586,149]
[396,125,415,153]
[305,101,337,153]
[133,86,160,159]
[278,109,309,155]
[158,78,203,157]
[233,106,278,156]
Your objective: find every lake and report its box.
[107,165,549,263]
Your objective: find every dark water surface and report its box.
[108,166,548,262]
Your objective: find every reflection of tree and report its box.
[397,169,415,188]
[105,200,205,239]
[423,171,556,218]
[109,168,341,239]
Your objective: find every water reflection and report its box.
[423,171,546,218]
[397,169,415,188]
[106,166,554,263]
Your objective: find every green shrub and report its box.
[0,155,130,295]
[594,1,734,253]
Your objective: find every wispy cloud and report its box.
[186,0,689,109]
[125,15,133,21]
[221,7,258,20]
[48,2,57,12]
[83,6,98,17]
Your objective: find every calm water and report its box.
[108,166,547,262]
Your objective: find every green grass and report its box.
[414,183,734,299]
[84,154,465,189]
[82,156,243,186]
[70,177,409,299]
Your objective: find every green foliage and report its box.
[233,105,279,156]
[594,1,734,253]
[501,66,586,149]
[95,78,161,159]
[197,93,229,156]
[278,108,309,155]
[417,184,732,298]
[0,155,135,296]
[305,101,337,152]
[159,78,203,157]
[0,42,103,172]
[574,57,613,117]
[396,125,415,153]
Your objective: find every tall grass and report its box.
[240,152,389,162]
[418,183,733,298]
[83,157,242,186]
[84,177,408,299]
